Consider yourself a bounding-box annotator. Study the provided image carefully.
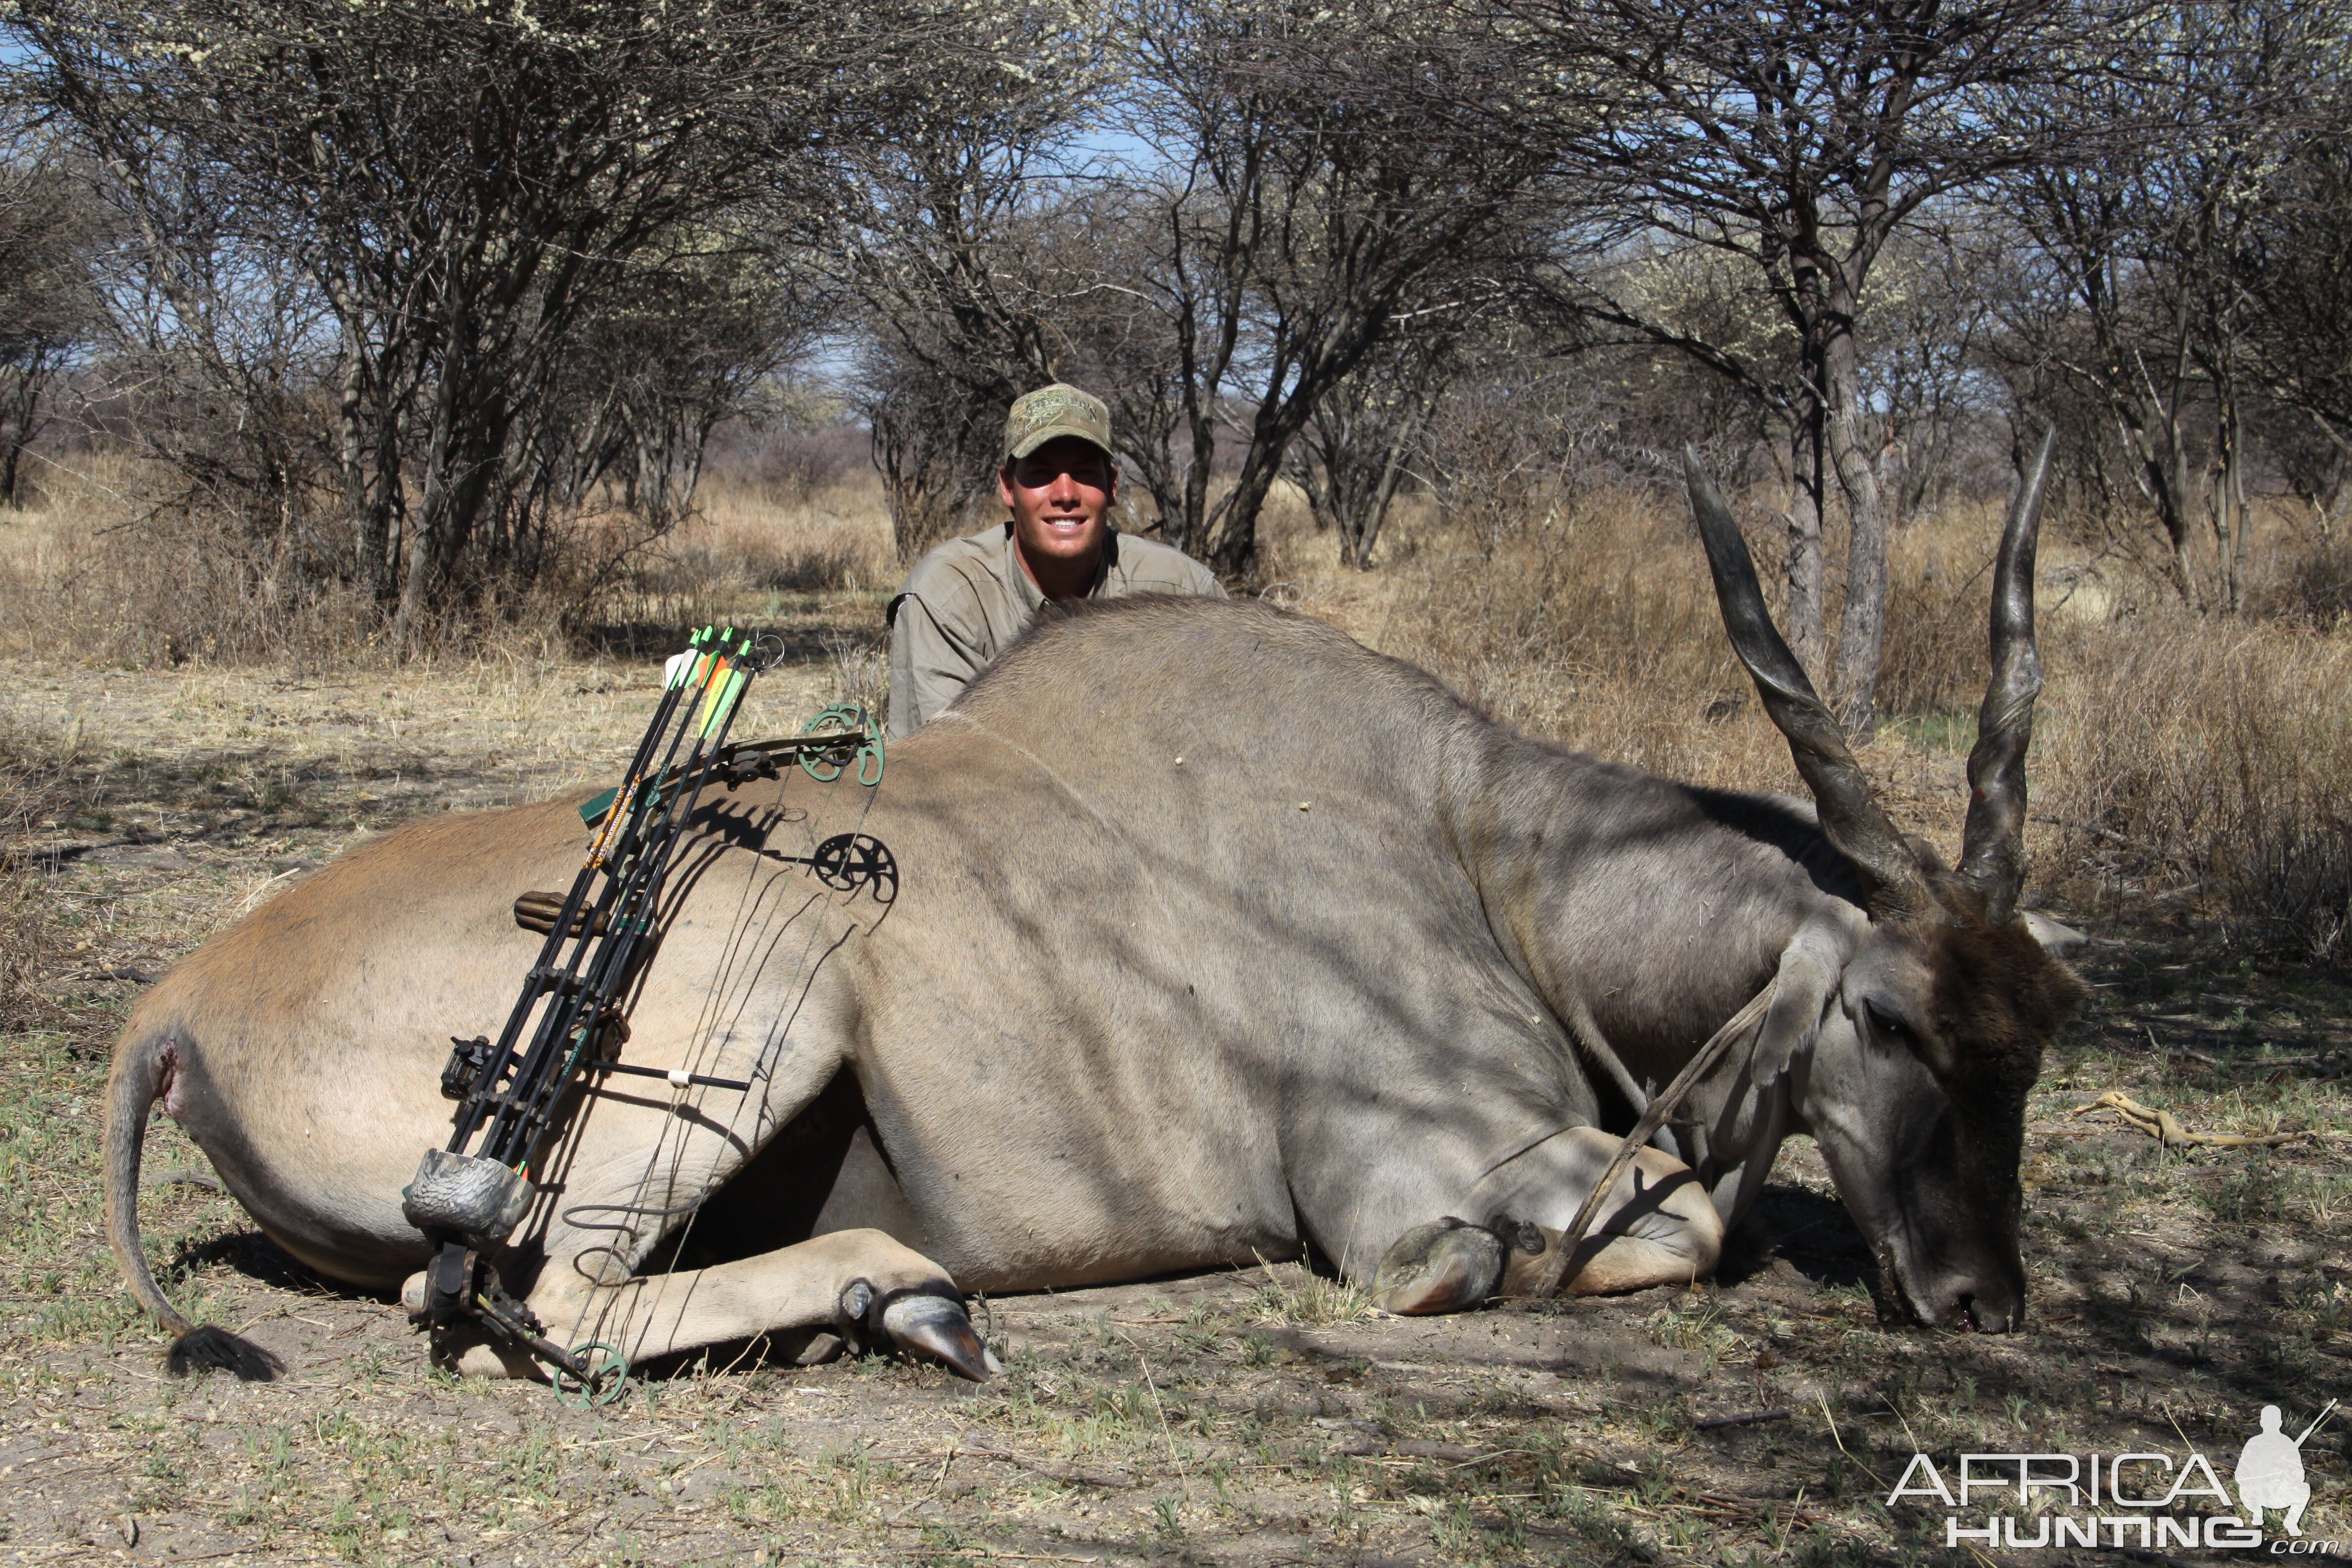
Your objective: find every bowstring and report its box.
[555,766,881,1365]
[553,727,888,1371]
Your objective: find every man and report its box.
[886,383,1224,739]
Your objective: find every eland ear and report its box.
[2020,911,2087,957]
[1750,919,1847,1087]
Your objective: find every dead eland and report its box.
[104,451,2085,1383]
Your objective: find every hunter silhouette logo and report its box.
[2238,1401,2334,1537]
[1888,1401,2338,1551]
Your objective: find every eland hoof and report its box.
[880,1292,1001,1381]
[1371,1218,1506,1315]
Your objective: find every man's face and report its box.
[1000,436,1116,579]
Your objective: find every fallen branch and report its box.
[2069,1091,2322,1150]
[1696,1409,1792,1431]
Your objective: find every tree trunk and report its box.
[1171,280,1231,562]
[1208,379,1320,580]
[1177,410,1218,563]
[0,390,31,509]
[373,425,404,600]
[2161,405,2201,609]
[1351,404,1424,570]
[1824,319,1893,738]
[2105,394,2200,608]
[0,349,56,510]
[335,313,383,594]
[394,346,465,653]
[2155,302,2204,610]
[2212,386,2246,615]
[1783,396,1827,678]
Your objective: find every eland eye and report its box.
[1865,1001,1916,1047]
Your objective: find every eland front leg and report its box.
[1370,1127,1723,1313]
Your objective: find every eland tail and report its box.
[105,1029,281,1380]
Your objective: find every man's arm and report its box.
[886,590,987,741]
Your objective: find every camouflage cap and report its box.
[1004,383,1113,463]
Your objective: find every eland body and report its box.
[106,452,2083,1381]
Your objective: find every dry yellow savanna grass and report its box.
[591,474,900,634]
[0,452,406,665]
[0,458,897,666]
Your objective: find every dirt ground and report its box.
[4,621,2350,1568]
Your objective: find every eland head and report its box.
[1686,434,2087,1332]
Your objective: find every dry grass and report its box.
[0,455,414,665]
[0,462,898,667]
[1259,482,1795,790]
[590,476,899,635]
[0,733,69,1031]
[2038,620,2352,964]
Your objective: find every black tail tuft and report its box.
[166,1324,284,1382]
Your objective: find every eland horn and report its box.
[1955,427,2057,926]
[1683,446,1928,921]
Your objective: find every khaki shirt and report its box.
[886,522,1225,738]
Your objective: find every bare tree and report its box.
[9,0,1029,644]
[1858,220,2007,526]
[0,144,102,508]
[2239,128,2352,537]
[1120,0,1549,577]
[1997,0,2349,612]
[837,2,1548,577]
[1442,0,2157,730]
[839,62,1103,558]
[1286,312,1482,568]
[861,332,1024,561]
[527,240,820,552]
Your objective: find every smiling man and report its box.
[884,382,1225,739]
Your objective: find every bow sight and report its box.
[399,624,881,1400]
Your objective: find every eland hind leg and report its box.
[410,1152,998,1383]
[403,1046,995,1382]
[458,1229,995,1382]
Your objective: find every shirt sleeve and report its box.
[887,588,988,741]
